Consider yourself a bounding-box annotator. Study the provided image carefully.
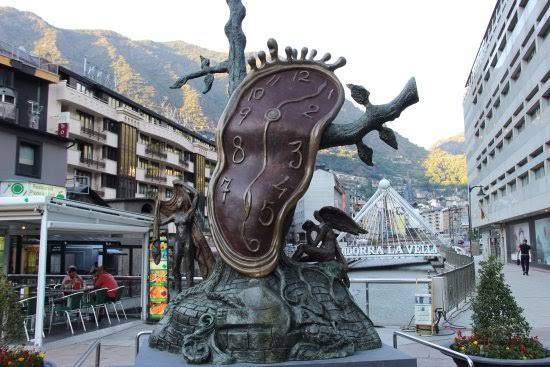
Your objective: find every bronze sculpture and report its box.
[153,181,214,291]
[148,0,419,364]
[292,206,366,268]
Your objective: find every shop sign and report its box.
[341,244,438,257]
[148,236,169,321]
[0,181,66,199]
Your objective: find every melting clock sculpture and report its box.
[149,37,418,364]
[210,39,346,278]
[148,2,418,364]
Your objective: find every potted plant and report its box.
[0,274,51,367]
[447,256,550,366]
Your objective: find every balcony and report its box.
[79,156,106,170]
[52,82,119,121]
[178,157,189,168]
[0,102,17,123]
[80,126,107,141]
[145,145,167,159]
[145,169,167,183]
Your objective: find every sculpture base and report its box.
[137,339,416,367]
[149,256,382,364]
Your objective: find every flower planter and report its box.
[442,344,550,367]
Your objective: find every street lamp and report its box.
[467,185,486,247]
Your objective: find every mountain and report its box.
[433,133,465,155]
[423,134,467,186]
[0,7,429,188]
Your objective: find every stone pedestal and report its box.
[136,339,417,367]
[149,257,382,364]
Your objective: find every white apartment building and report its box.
[47,66,216,201]
[464,0,550,268]
[420,208,443,234]
[290,167,347,242]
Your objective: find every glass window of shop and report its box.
[535,218,550,266]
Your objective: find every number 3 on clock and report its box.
[288,140,303,169]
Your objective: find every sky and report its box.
[0,0,497,149]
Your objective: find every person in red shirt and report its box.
[62,265,83,290]
[93,266,118,301]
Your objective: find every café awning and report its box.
[0,196,153,347]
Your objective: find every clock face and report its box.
[208,63,344,276]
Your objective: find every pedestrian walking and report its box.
[518,239,531,276]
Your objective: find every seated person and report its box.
[62,265,83,290]
[93,266,118,301]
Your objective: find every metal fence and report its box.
[441,247,474,267]
[0,40,58,74]
[433,249,476,312]
[7,274,142,298]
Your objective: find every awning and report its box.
[0,196,153,347]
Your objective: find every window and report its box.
[77,141,94,160]
[533,164,545,180]
[519,173,529,187]
[138,183,147,195]
[77,110,94,130]
[103,119,118,133]
[508,180,517,193]
[15,140,41,178]
[102,146,118,161]
[139,133,149,144]
[101,173,117,189]
[139,158,148,169]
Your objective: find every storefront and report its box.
[506,213,550,269]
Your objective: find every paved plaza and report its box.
[43,264,550,367]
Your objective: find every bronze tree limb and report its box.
[319,78,419,165]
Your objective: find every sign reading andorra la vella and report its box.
[341,244,439,258]
[0,181,66,199]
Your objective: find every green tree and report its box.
[422,148,466,186]
[0,273,24,344]
[472,257,530,345]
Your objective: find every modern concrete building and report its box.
[47,66,217,201]
[290,167,347,242]
[0,42,69,194]
[464,0,550,267]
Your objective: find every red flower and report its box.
[520,344,527,354]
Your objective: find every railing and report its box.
[0,102,18,123]
[349,277,431,325]
[80,156,106,169]
[73,339,101,367]
[393,331,474,367]
[434,249,476,312]
[80,126,107,141]
[441,248,474,267]
[7,274,142,299]
[145,170,167,182]
[0,40,59,74]
[135,330,153,356]
[145,146,168,159]
[435,261,476,312]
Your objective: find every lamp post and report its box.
[467,185,485,247]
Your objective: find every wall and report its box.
[0,128,67,186]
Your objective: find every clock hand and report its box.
[276,81,327,109]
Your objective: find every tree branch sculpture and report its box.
[320,78,419,165]
[171,0,419,166]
